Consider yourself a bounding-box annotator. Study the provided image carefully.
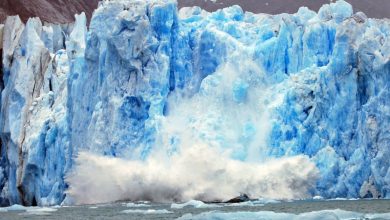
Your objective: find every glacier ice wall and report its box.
[0,0,390,205]
[0,15,74,206]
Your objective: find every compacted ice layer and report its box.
[1,0,390,205]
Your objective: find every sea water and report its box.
[0,200,389,220]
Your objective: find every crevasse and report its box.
[0,0,389,206]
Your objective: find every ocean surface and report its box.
[0,199,389,220]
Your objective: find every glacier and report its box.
[0,0,390,206]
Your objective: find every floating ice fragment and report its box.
[0,204,27,212]
[126,202,151,207]
[177,209,390,220]
[121,209,173,214]
[171,200,221,209]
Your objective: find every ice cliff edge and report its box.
[0,0,390,206]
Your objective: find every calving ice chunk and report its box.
[0,0,390,206]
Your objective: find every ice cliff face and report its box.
[0,16,74,206]
[0,0,390,205]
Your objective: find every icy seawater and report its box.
[0,200,390,220]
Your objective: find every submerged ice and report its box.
[0,0,390,205]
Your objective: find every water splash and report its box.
[66,147,318,204]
